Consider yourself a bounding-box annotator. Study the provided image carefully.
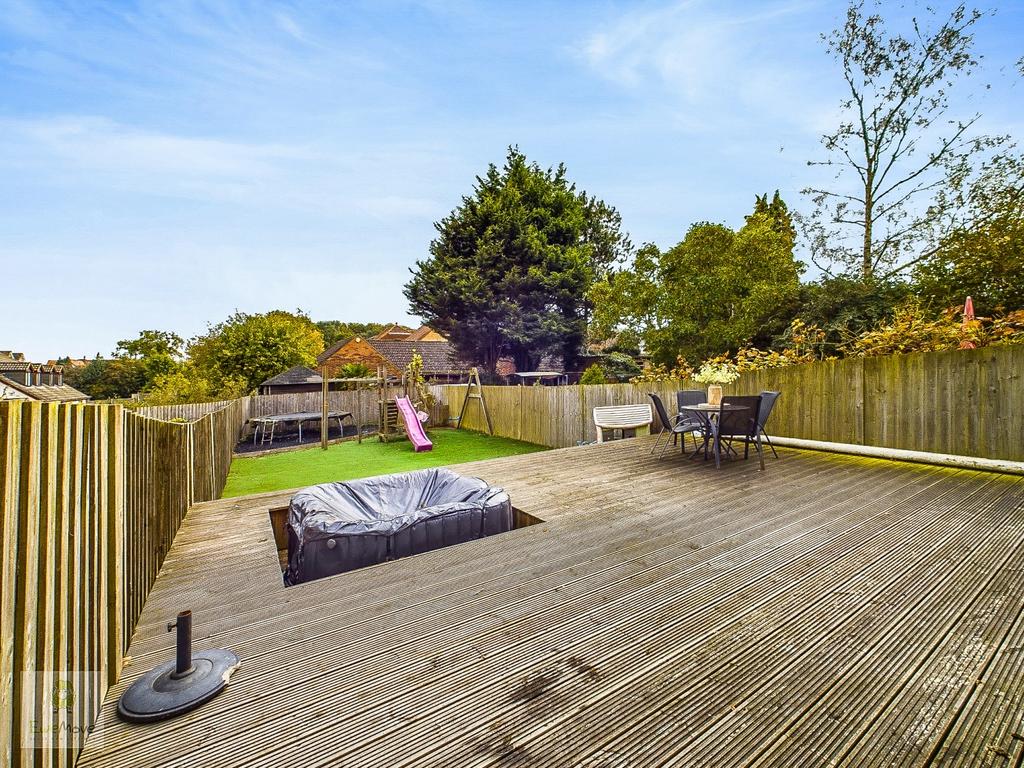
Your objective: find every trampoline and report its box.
[249,411,353,447]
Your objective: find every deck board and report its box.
[76,438,1024,767]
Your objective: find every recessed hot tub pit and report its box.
[267,468,543,585]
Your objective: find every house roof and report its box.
[367,339,464,374]
[316,334,464,374]
[372,324,416,340]
[406,325,447,342]
[316,338,352,366]
[0,374,89,402]
[260,365,322,387]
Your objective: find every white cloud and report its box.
[574,0,827,121]
[4,116,312,177]
[273,12,305,42]
[0,115,455,219]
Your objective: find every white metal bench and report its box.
[593,404,653,443]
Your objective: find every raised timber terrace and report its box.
[78,438,1024,767]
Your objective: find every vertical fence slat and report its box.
[13,403,41,763]
[0,402,22,767]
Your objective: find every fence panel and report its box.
[0,396,247,768]
[0,403,123,768]
[248,391,379,431]
[132,398,238,422]
[436,347,1024,459]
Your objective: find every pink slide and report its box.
[395,396,433,452]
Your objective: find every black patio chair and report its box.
[675,389,707,452]
[756,391,781,458]
[676,389,705,412]
[648,393,702,458]
[711,395,764,471]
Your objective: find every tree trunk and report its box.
[483,339,499,377]
[513,350,532,374]
[862,168,874,280]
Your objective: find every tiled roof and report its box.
[366,339,465,374]
[260,365,322,387]
[372,324,415,340]
[316,338,352,366]
[0,362,61,370]
[406,325,447,342]
[0,374,89,402]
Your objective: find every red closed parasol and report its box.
[959,296,976,349]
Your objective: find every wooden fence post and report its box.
[0,402,21,766]
[106,406,124,682]
[579,382,586,445]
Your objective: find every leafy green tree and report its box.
[803,1,1003,279]
[591,197,803,365]
[333,362,373,390]
[114,329,184,389]
[188,310,324,393]
[792,275,911,355]
[912,153,1024,314]
[589,243,664,356]
[115,330,183,360]
[316,321,387,347]
[601,351,642,382]
[752,190,797,243]
[65,358,146,400]
[338,362,372,379]
[143,363,249,406]
[404,147,631,373]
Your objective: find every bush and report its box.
[602,351,642,381]
[629,356,695,384]
[579,364,608,385]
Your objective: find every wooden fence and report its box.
[132,398,238,422]
[247,391,380,428]
[137,392,381,431]
[136,390,448,437]
[441,345,1024,461]
[0,398,246,768]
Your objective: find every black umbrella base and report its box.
[117,649,240,723]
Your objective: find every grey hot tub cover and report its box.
[285,467,512,584]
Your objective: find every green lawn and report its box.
[221,428,548,498]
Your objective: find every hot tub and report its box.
[284,468,512,585]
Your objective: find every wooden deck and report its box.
[77,439,1024,767]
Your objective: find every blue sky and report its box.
[2,0,1022,360]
